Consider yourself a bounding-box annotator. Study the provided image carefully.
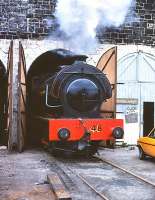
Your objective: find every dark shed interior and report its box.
[0,60,7,145]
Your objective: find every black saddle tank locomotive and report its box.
[27,49,124,155]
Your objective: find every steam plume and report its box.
[55,0,135,53]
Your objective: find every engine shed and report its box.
[3,42,119,153]
[2,41,155,149]
[117,47,155,145]
[0,0,155,199]
[88,45,155,145]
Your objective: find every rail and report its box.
[94,156,155,188]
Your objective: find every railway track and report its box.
[48,154,155,200]
[66,165,110,200]
[48,155,110,200]
[94,155,155,188]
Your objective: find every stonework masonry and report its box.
[0,0,56,39]
[0,0,155,46]
[98,0,155,46]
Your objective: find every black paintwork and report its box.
[27,49,112,155]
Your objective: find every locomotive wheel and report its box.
[86,149,98,157]
[47,141,99,157]
[138,146,146,160]
[76,146,98,158]
[47,143,73,157]
[53,149,74,158]
[49,147,98,158]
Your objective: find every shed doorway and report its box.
[143,102,154,136]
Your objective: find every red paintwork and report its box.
[49,118,123,141]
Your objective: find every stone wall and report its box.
[97,0,155,46]
[0,0,56,39]
[0,0,155,46]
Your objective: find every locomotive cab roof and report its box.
[0,60,6,78]
[27,49,88,79]
[50,49,88,61]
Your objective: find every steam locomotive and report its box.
[27,49,124,156]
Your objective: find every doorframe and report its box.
[143,101,154,137]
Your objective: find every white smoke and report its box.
[55,0,135,53]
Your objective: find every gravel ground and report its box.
[0,146,155,200]
[0,147,55,200]
[66,158,155,200]
[99,146,155,184]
